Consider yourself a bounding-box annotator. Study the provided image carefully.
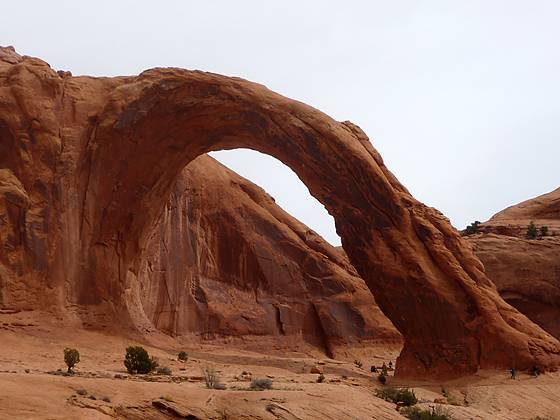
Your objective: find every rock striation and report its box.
[467,188,560,339]
[0,46,559,377]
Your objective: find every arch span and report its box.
[75,68,560,378]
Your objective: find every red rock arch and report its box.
[78,68,559,378]
[0,47,557,378]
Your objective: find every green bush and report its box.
[317,373,325,383]
[375,387,417,406]
[250,378,273,390]
[64,348,80,373]
[540,226,549,237]
[378,373,387,384]
[527,221,538,239]
[401,406,452,420]
[465,221,481,235]
[178,351,188,361]
[124,346,158,374]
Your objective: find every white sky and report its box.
[2,1,558,245]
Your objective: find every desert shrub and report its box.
[317,373,325,383]
[64,348,80,373]
[540,226,549,237]
[156,366,172,375]
[377,373,387,384]
[527,221,538,239]
[376,386,398,401]
[354,359,363,368]
[401,406,452,420]
[250,378,273,390]
[178,351,188,361]
[465,221,481,235]
[376,387,417,406]
[202,366,224,389]
[124,346,158,374]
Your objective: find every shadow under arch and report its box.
[80,68,559,378]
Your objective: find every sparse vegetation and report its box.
[540,226,549,237]
[354,359,363,368]
[250,378,273,390]
[178,351,188,361]
[527,221,538,239]
[156,366,172,375]
[401,406,452,420]
[317,373,325,383]
[377,373,387,384]
[76,388,87,396]
[124,346,158,374]
[64,348,80,373]
[202,366,225,389]
[375,387,417,406]
[465,221,481,235]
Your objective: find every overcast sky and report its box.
[2,1,558,245]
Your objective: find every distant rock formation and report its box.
[0,46,558,378]
[467,188,560,339]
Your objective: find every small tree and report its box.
[465,221,481,235]
[64,348,80,373]
[124,346,158,374]
[178,351,188,362]
[527,221,538,239]
[540,226,549,237]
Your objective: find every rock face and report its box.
[0,46,559,378]
[467,188,560,339]
[139,155,400,356]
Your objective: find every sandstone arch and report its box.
[1,47,558,378]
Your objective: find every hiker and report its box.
[532,366,540,377]
[388,361,393,370]
[510,367,516,379]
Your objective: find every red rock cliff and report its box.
[139,155,401,357]
[467,188,560,339]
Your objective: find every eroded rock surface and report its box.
[467,188,560,339]
[139,155,400,356]
[0,46,558,377]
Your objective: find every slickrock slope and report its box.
[467,188,560,339]
[139,155,400,357]
[0,46,559,377]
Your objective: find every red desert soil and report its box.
[1,310,560,419]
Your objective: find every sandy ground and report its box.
[1,310,559,419]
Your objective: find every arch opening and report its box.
[210,148,341,246]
